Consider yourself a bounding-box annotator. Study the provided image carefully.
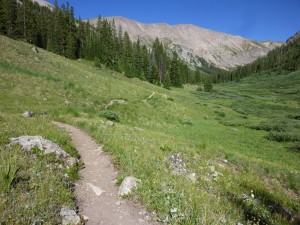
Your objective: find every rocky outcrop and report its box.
[8,136,77,166]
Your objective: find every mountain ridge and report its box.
[88,16,282,69]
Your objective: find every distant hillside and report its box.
[229,31,300,80]
[88,16,282,69]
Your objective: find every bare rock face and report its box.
[88,16,282,69]
[31,0,54,9]
[118,176,141,196]
[9,136,77,166]
[60,207,80,225]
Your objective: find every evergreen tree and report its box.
[66,32,77,59]
[5,0,17,37]
[0,0,8,34]
[163,72,171,89]
[195,67,201,84]
[204,79,213,92]
[170,52,182,87]
[150,64,159,84]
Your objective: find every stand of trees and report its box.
[0,0,206,88]
[212,32,300,83]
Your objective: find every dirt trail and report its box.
[54,122,155,225]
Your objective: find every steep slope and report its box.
[88,16,282,69]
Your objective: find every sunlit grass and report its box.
[0,35,299,224]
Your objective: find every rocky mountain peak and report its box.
[89,16,283,69]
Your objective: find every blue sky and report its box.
[48,0,300,42]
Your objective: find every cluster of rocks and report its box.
[167,154,197,183]
[8,136,77,166]
[208,165,223,181]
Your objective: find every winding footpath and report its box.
[54,122,155,225]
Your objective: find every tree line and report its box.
[0,0,214,88]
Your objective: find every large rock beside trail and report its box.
[60,207,80,225]
[9,136,76,166]
[118,176,141,196]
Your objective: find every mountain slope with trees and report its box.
[0,0,204,87]
[205,31,300,83]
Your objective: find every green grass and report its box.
[0,35,299,224]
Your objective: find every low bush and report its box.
[292,142,300,152]
[196,86,202,92]
[180,119,193,125]
[267,131,300,142]
[99,110,120,122]
[214,110,226,117]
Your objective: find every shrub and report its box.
[180,119,193,125]
[292,142,300,152]
[267,131,300,142]
[196,86,202,92]
[167,97,174,101]
[94,58,102,68]
[214,110,226,117]
[204,80,213,92]
[99,110,120,122]
[160,145,172,152]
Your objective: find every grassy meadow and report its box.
[0,35,299,224]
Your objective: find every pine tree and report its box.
[204,79,213,92]
[4,0,17,37]
[170,52,182,87]
[0,0,8,34]
[66,32,77,59]
[163,72,171,89]
[65,6,77,59]
[194,67,201,84]
[150,64,159,84]
[123,31,133,77]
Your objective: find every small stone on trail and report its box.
[118,176,141,196]
[22,111,34,118]
[60,207,80,225]
[87,183,106,196]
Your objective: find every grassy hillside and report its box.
[0,35,299,224]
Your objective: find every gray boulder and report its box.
[9,136,77,166]
[22,111,34,118]
[32,46,39,53]
[118,176,141,196]
[106,121,114,126]
[60,207,80,225]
